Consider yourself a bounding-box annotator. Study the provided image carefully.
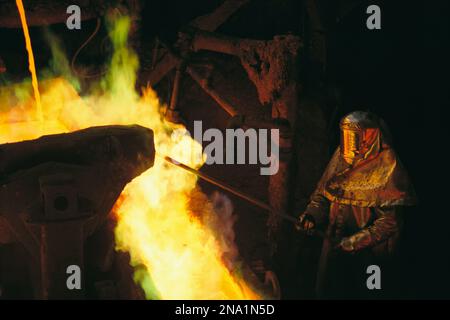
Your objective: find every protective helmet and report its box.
[339,111,381,165]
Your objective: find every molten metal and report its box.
[15,0,43,124]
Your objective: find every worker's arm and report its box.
[338,206,400,252]
[297,191,330,231]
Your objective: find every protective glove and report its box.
[295,213,316,235]
[337,229,372,253]
[337,237,355,253]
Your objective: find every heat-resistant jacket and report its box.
[305,146,416,252]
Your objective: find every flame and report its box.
[0,11,261,300]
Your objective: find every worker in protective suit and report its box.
[297,111,416,299]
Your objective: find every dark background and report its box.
[141,0,450,299]
[164,0,446,299]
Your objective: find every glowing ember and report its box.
[0,9,261,299]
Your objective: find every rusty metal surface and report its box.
[0,124,154,177]
[183,29,303,106]
[0,125,154,299]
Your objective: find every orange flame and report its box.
[0,10,261,300]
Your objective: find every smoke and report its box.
[209,192,239,270]
[42,28,80,91]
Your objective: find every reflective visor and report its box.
[341,128,361,164]
[341,128,381,164]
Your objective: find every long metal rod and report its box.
[185,67,238,116]
[162,155,325,238]
[169,63,183,111]
[163,155,296,223]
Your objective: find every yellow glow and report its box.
[0,12,260,300]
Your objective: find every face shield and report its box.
[340,112,381,165]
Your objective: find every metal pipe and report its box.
[143,0,250,86]
[158,40,238,117]
[169,63,183,111]
[185,67,238,116]
[190,30,241,56]
[151,38,160,70]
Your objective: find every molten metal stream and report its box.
[15,0,43,124]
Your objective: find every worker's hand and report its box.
[296,213,315,234]
[336,230,371,253]
[336,237,355,253]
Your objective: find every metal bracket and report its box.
[39,174,79,221]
